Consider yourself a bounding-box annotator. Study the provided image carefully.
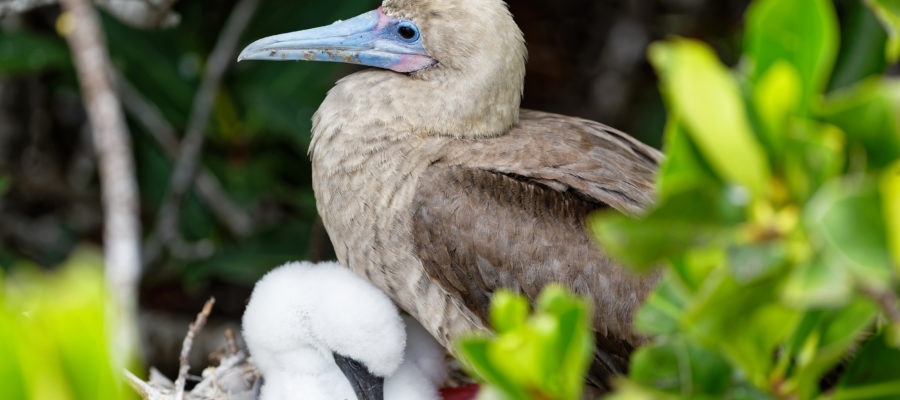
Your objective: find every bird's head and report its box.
[239,0,527,138]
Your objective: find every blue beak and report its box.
[237,8,436,73]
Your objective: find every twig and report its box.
[224,327,238,356]
[116,74,253,240]
[59,0,141,361]
[0,0,181,28]
[174,297,216,400]
[861,285,900,324]
[148,0,259,263]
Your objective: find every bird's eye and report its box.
[397,22,419,41]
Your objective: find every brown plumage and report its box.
[239,0,663,389]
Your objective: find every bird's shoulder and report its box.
[434,109,662,214]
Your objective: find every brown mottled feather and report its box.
[411,110,661,386]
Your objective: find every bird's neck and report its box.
[311,68,522,150]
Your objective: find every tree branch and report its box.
[146,0,259,265]
[0,0,181,28]
[59,0,141,359]
[116,74,254,238]
[174,297,215,400]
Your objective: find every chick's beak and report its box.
[237,7,435,73]
[333,352,385,400]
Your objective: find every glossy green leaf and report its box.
[649,39,771,197]
[865,0,900,62]
[745,0,838,112]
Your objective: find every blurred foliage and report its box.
[455,286,594,400]
[591,0,900,399]
[0,247,135,400]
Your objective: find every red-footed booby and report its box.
[238,0,662,389]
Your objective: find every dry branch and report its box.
[147,0,259,264]
[59,0,140,359]
[127,301,260,400]
[175,297,216,400]
[0,0,181,28]
[117,75,254,240]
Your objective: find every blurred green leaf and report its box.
[0,31,70,75]
[833,332,900,400]
[865,0,900,62]
[830,1,888,90]
[491,291,529,334]
[0,175,10,198]
[456,287,593,400]
[591,186,742,271]
[629,339,733,398]
[782,121,845,202]
[821,78,900,169]
[883,161,900,270]
[752,61,801,155]
[804,179,893,291]
[745,0,838,112]
[649,39,771,197]
[0,249,135,400]
[783,253,852,308]
[655,118,719,200]
[634,272,689,337]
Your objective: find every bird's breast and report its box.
[310,130,485,347]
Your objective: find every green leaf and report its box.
[829,1,889,90]
[629,339,733,397]
[455,288,593,400]
[834,331,900,400]
[752,61,801,155]
[591,186,742,271]
[784,299,879,399]
[744,0,838,112]
[882,161,900,271]
[782,120,845,202]
[0,31,71,75]
[456,337,529,400]
[490,291,530,334]
[0,175,10,198]
[804,179,893,291]
[782,253,852,308]
[634,274,690,337]
[655,117,720,200]
[649,39,771,197]
[820,78,900,169]
[865,0,900,62]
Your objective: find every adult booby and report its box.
[239,0,662,387]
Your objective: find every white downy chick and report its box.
[243,261,446,400]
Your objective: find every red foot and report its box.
[440,384,480,400]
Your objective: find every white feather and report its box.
[243,261,445,400]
